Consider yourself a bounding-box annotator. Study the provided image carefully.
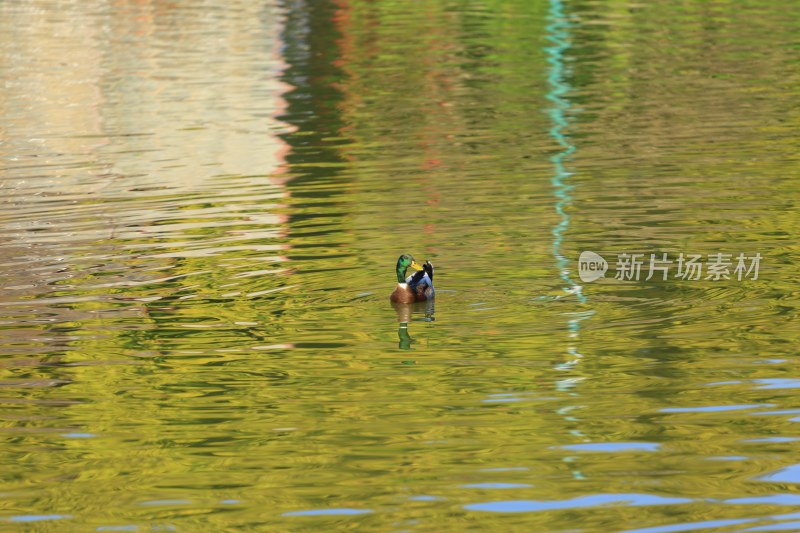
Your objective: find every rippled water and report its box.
[1,0,799,531]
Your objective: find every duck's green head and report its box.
[396,253,423,283]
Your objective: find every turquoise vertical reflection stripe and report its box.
[545,0,593,385]
[545,3,591,480]
[545,0,586,305]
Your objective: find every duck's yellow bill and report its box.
[410,261,424,271]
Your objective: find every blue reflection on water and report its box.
[768,513,800,521]
[464,493,691,513]
[661,404,773,413]
[753,409,800,416]
[557,442,660,452]
[462,483,532,489]
[283,508,373,516]
[755,464,800,483]
[742,437,800,443]
[6,514,71,522]
[753,379,800,390]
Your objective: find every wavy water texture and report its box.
[0,0,799,531]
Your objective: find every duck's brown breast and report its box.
[390,284,416,303]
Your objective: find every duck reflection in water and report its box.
[393,299,435,350]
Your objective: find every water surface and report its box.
[1,0,799,531]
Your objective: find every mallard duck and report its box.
[390,254,435,303]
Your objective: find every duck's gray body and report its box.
[405,261,434,301]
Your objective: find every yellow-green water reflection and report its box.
[0,0,799,531]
